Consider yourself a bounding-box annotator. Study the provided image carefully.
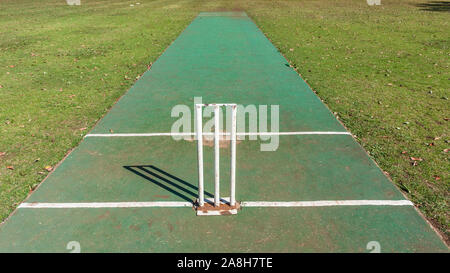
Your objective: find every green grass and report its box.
[0,0,448,243]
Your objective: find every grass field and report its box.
[0,0,448,243]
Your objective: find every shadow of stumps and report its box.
[123,165,214,203]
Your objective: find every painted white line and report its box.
[242,132,351,136]
[18,200,413,209]
[240,200,414,207]
[86,133,193,137]
[85,132,351,138]
[18,201,193,208]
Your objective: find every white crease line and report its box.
[240,200,414,207]
[18,202,193,208]
[18,200,413,209]
[85,132,351,138]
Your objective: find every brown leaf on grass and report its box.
[9,65,14,68]
[0,85,3,88]
[109,129,114,133]
[0,152,6,157]
[6,166,14,170]
[289,48,294,52]
[401,151,407,154]
[433,175,441,181]
[44,166,53,172]
[410,157,423,161]
[444,148,449,153]
[79,127,87,131]
[31,52,38,57]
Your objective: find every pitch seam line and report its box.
[84,132,352,138]
[18,200,413,209]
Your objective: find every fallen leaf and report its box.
[44,166,53,172]
[0,85,3,88]
[0,152,6,157]
[401,151,407,154]
[79,127,87,131]
[9,65,14,68]
[38,171,45,175]
[398,182,410,193]
[289,48,294,52]
[433,175,441,181]
[444,149,449,153]
[109,129,114,133]
[410,157,423,161]
[6,166,14,170]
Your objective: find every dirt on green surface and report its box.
[0,0,448,244]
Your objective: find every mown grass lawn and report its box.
[0,0,448,243]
